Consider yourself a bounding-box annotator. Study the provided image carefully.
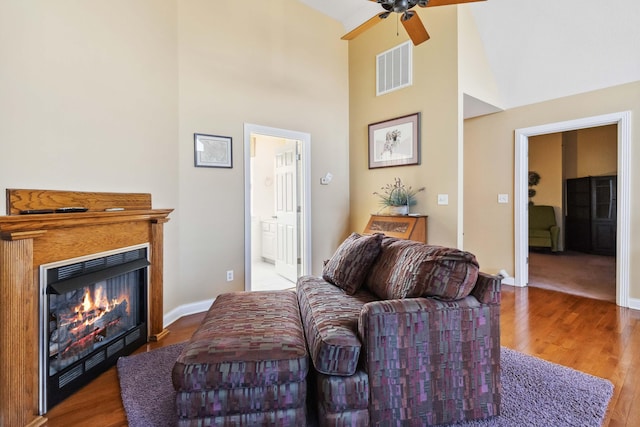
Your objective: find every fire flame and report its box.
[74,282,129,326]
[81,291,92,313]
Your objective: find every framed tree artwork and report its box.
[368,112,421,169]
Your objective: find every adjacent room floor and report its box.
[528,250,616,303]
[251,260,295,292]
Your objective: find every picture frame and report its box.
[368,112,421,169]
[194,133,232,168]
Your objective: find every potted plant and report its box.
[529,171,541,205]
[374,178,425,215]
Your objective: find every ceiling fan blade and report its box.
[420,0,486,7]
[341,14,383,40]
[401,12,430,45]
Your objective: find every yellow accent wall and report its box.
[529,133,563,209]
[529,133,564,248]
[348,8,461,248]
[564,125,618,179]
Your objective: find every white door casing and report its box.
[513,111,631,308]
[243,123,311,291]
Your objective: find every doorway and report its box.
[243,124,312,291]
[527,127,617,302]
[514,111,631,308]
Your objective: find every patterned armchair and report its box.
[297,234,501,426]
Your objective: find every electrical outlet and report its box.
[226,270,234,281]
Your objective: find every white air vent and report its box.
[376,41,412,96]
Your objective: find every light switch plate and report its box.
[320,172,333,185]
[498,194,509,204]
[437,194,449,205]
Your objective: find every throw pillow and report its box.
[364,237,412,299]
[390,245,480,300]
[365,240,479,301]
[322,232,383,295]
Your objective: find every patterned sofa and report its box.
[297,233,501,426]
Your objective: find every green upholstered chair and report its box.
[529,205,560,252]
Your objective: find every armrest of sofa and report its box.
[357,297,487,362]
[357,295,501,422]
[471,272,501,305]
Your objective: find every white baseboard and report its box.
[500,277,516,286]
[163,298,215,328]
[628,297,640,311]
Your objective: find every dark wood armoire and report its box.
[565,175,617,256]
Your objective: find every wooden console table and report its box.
[363,214,428,243]
[0,189,173,427]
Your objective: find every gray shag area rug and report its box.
[117,344,613,427]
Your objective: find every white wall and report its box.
[0,0,350,315]
[0,0,180,311]
[252,137,278,222]
[176,0,350,307]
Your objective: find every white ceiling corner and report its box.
[464,94,503,119]
[297,0,379,32]
[299,0,640,110]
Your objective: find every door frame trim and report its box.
[514,111,631,307]
[243,123,312,290]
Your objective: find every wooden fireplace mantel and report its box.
[0,189,173,427]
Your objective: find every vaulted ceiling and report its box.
[299,0,640,111]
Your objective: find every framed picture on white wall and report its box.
[194,133,232,168]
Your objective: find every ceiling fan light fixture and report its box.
[342,0,485,44]
[392,0,410,13]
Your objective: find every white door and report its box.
[274,140,299,282]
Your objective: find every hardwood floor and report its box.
[44,286,640,426]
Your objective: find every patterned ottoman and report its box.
[171,291,309,426]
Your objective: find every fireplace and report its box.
[39,244,149,413]
[0,189,172,426]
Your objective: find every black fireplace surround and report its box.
[40,246,149,412]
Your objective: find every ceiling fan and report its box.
[342,0,486,46]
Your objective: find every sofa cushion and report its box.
[297,276,378,376]
[366,238,479,301]
[316,369,369,412]
[322,232,383,295]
